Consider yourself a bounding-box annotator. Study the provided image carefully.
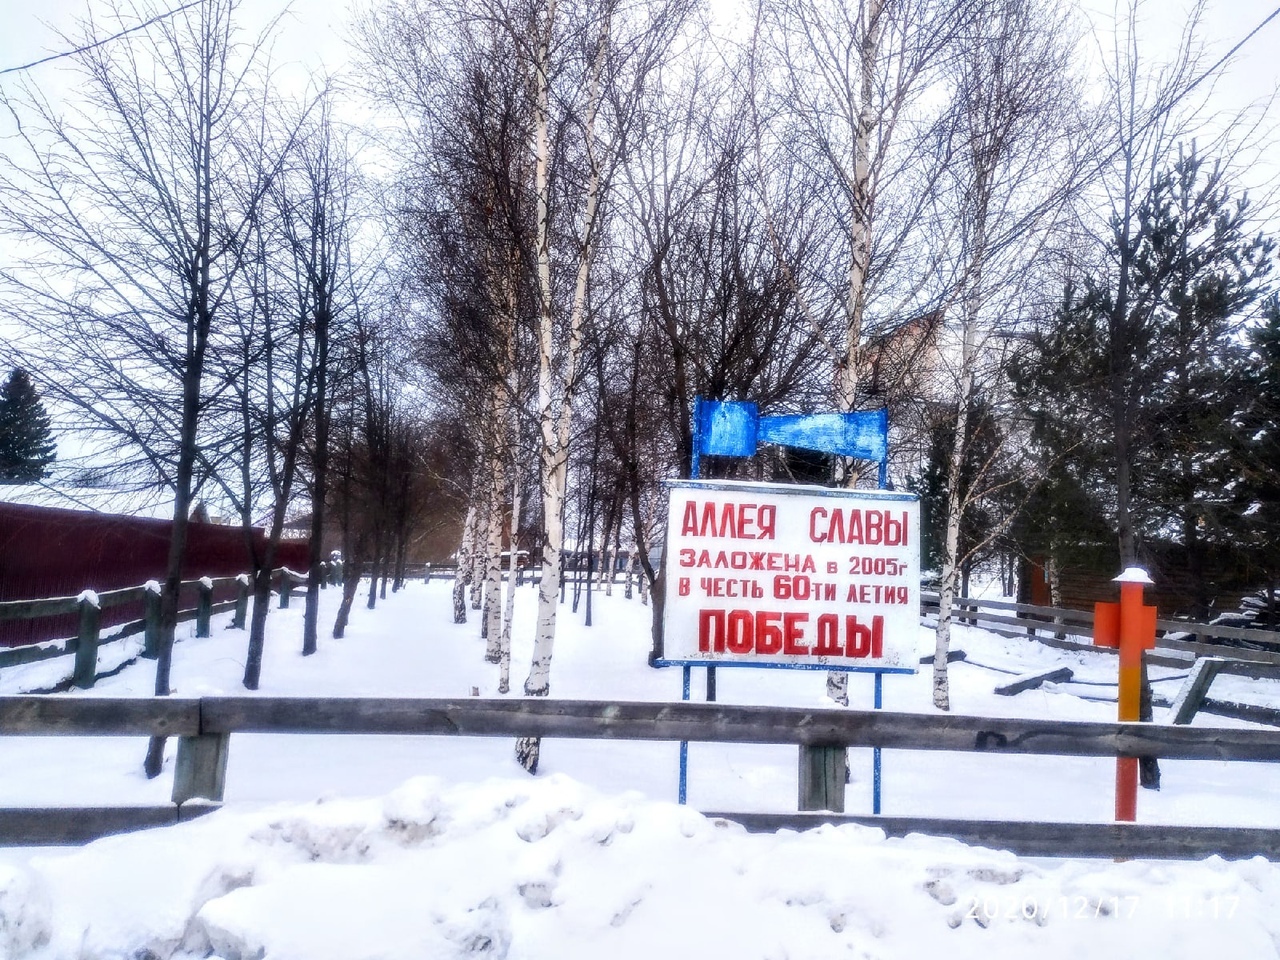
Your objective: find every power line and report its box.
[0,1,202,78]
[1178,4,1280,106]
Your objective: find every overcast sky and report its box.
[1,0,1277,473]
[2,0,1278,95]
[0,0,355,99]
[2,0,1277,152]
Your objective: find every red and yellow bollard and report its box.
[1093,568,1157,822]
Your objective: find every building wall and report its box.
[0,502,309,646]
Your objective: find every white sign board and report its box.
[661,479,920,672]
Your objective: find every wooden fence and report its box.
[4,695,1280,859]
[924,592,1280,667]
[0,501,313,646]
[0,566,328,689]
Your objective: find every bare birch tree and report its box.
[0,0,290,775]
[751,0,967,704]
[928,0,1088,709]
[356,0,537,657]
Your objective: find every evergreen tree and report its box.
[0,368,56,483]
[1229,297,1280,624]
[1132,150,1272,610]
[1013,148,1273,608]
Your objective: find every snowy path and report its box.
[4,577,1278,825]
[3,579,1280,958]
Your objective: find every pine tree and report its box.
[1228,297,1280,623]
[1013,149,1273,590]
[0,368,56,483]
[1131,149,1273,612]
[1014,149,1272,790]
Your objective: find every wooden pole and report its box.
[798,745,847,812]
[143,586,161,658]
[72,595,101,689]
[196,579,213,638]
[232,575,249,630]
[171,733,230,804]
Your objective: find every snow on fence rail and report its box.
[0,566,327,688]
[4,695,1280,859]
[923,592,1280,666]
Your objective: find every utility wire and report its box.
[1092,3,1280,159]
[0,1,201,78]
[1180,4,1280,105]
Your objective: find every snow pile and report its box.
[5,774,1280,960]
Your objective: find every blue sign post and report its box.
[666,397,905,814]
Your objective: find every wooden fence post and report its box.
[279,570,291,609]
[319,562,328,590]
[196,578,213,638]
[1170,657,1226,725]
[171,733,230,804]
[72,593,101,689]
[143,583,161,659]
[798,745,846,813]
[232,575,249,630]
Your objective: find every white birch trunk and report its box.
[525,0,561,704]
[483,432,506,660]
[524,0,607,698]
[624,542,637,599]
[471,492,487,612]
[827,0,884,708]
[932,225,984,711]
[487,232,521,661]
[1047,548,1064,638]
[931,422,968,711]
[1048,550,1062,608]
[499,472,524,694]
[452,502,478,624]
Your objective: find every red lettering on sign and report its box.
[809,508,910,546]
[680,501,778,539]
[755,611,783,654]
[698,609,725,652]
[783,613,809,655]
[727,609,753,653]
[814,614,841,655]
[694,609,889,661]
[844,615,884,658]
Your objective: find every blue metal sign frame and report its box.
[666,397,908,814]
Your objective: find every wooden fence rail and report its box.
[924,592,1280,666]
[4,695,1280,858]
[0,565,327,688]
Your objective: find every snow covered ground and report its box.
[2,578,1280,958]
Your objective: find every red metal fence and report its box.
[0,502,309,646]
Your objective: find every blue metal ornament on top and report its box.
[691,399,889,487]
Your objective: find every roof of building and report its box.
[0,482,175,519]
